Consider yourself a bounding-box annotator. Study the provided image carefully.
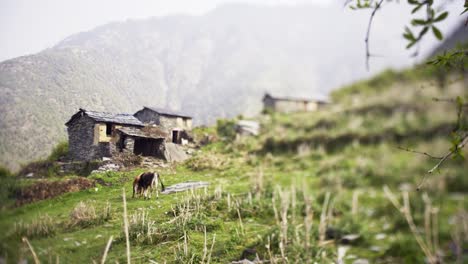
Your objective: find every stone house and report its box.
[134,106,193,144]
[262,93,328,113]
[66,107,192,161]
[67,109,170,161]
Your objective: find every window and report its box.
[106,123,112,136]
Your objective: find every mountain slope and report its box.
[0,3,415,170]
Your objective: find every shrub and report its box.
[68,201,111,228]
[216,119,237,141]
[0,170,18,209]
[0,166,12,177]
[13,214,56,239]
[18,160,59,178]
[16,177,95,206]
[126,209,182,245]
[47,141,69,161]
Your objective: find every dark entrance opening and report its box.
[172,130,181,144]
[133,138,164,158]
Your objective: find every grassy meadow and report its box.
[0,66,467,263]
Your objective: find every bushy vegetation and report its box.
[47,141,69,162]
[216,119,237,141]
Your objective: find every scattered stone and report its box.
[375,233,386,240]
[91,163,120,174]
[341,234,361,244]
[383,222,391,230]
[369,246,381,252]
[26,172,34,178]
[235,120,260,136]
[352,259,369,264]
[95,234,103,239]
[74,241,81,247]
[161,181,210,194]
[337,246,350,264]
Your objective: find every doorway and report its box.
[172,130,181,144]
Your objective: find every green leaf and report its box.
[411,19,427,26]
[434,12,448,22]
[461,7,468,15]
[406,41,417,49]
[432,26,443,40]
[407,0,419,5]
[411,4,423,14]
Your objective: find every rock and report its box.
[369,246,381,252]
[337,246,350,264]
[375,233,386,240]
[326,227,342,240]
[161,181,210,194]
[91,162,120,173]
[235,120,260,136]
[26,172,34,178]
[240,248,257,261]
[341,234,360,244]
[164,143,190,162]
[352,259,369,264]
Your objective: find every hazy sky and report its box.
[0,0,464,62]
[0,0,333,62]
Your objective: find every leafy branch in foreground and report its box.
[398,96,468,189]
[345,0,466,69]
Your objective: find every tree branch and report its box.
[432,97,468,107]
[427,133,468,174]
[396,146,444,160]
[365,0,385,71]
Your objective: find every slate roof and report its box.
[117,126,168,139]
[142,106,192,119]
[66,108,144,126]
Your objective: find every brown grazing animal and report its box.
[132,171,165,199]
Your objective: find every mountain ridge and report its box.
[0,3,432,170]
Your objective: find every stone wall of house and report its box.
[123,137,135,154]
[68,116,112,161]
[68,116,98,161]
[263,96,276,111]
[159,115,191,130]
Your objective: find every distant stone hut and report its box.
[262,93,329,113]
[134,107,193,144]
[66,107,192,161]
